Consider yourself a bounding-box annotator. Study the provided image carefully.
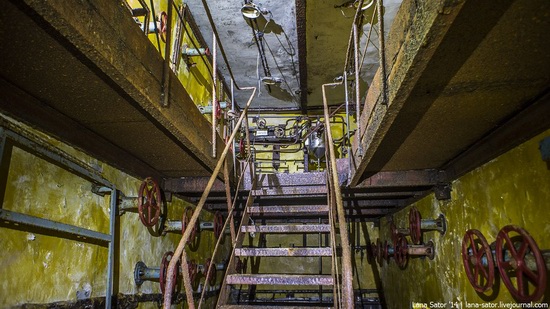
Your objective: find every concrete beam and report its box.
[350,0,514,185]
[355,169,447,188]
[164,177,226,194]
[16,0,225,175]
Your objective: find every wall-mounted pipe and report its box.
[212,33,217,158]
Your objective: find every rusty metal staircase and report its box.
[216,187,337,308]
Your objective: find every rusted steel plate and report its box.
[241,224,330,233]
[252,187,326,196]
[234,247,332,257]
[247,205,329,214]
[226,274,334,286]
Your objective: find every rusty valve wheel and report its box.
[159,251,179,294]
[409,207,447,245]
[138,177,162,227]
[394,234,409,268]
[187,259,198,284]
[461,229,495,293]
[204,257,216,285]
[159,11,168,42]
[382,240,394,263]
[496,225,547,302]
[238,138,246,159]
[213,211,224,238]
[394,234,435,268]
[181,207,198,244]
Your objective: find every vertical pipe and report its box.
[344,73,351,175]
[212,33,217,158]
[105,187,117,309]
[231,79,237,178]
[353,23,363,157]
[377,0,387,105]
[161,0,173,107]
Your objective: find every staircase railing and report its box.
[162,86,256,308]
[323,82,354,308]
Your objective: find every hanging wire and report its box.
[263,39,301,107]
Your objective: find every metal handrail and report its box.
[162,86,256,308]
[322,82,354,308]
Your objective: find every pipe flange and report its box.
[134,261,147,286]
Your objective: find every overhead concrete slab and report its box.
[0,0,228,179]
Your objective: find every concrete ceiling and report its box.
[186,0,402,112]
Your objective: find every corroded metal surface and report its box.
[235,247,332,257]
[226,274,334,285]
[247,205,329,214]
[241,224,330,233]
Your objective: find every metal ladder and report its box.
[216,188,336,308]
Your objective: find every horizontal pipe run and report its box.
[0,209,110,244]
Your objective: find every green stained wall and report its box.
[376,129,550,308]
[0,115,229,307]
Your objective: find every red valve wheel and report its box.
[204,257,216,285]
[138,177,162,227]
[375,238,383,265]
[461,229,495,293]
[394,234,409,268]
[181,207,198,244]
[214,211,224,238]
[187,259,198,284]
[496,225,547,302]
[239,138,246,158]
[159,11,168,42]
[215,101,222,120]
[409,206,422,245]
[159,251,179,294]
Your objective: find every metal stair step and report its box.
[226,274,334,286]
[235,247,332,257]
[247,205,329,214]
[217,305,334,309]
[241,224,330,233]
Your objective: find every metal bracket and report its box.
[434,183,452,200]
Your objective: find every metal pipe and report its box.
[212,33,217,158]
[106,187,116,309]
[354,24,363,157]
[231,79,237,179]
[223,160,236,242]
[322,82,353,309]
[344,73,351,172]
[163,87,257,308]
[161,0,173,107]
[377,0,387,105]
[199,0,243,90]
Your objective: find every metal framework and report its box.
[0,125,117,309]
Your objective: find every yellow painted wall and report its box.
[375,128,550,308]
[0,114,230,307]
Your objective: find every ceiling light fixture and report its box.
[262,76,282,85]
[357,0,375,11]
[241,3,262,19]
